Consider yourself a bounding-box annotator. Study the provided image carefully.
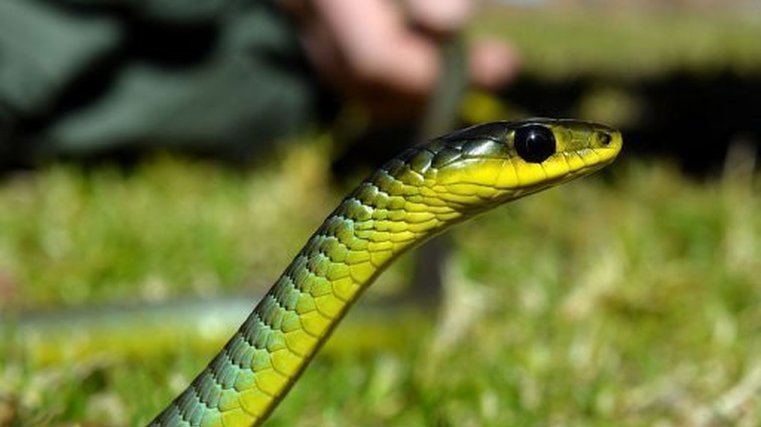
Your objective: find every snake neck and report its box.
[258,158,463,353]
[150,158,461,427]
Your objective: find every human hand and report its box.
[281,0,520,120]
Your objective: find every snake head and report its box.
[389,119,623,214]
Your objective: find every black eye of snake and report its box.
[514,125,556,163]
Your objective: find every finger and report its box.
[468,38,521,90]
[406,0,474,34]
[312,0,440,95]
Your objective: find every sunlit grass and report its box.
[2,140,761,426]
[0,143,338,309]
[475,8,761,78]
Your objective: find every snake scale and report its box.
[149,119,623,426]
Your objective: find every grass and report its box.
[1,138,761,426]
[474,8,761,78]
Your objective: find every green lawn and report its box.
[476,8,761,78]
[2,138,760,426]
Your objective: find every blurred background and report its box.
[2,0,761,425]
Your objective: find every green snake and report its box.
[149,118,622,426]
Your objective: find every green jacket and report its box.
[0,0,331,167]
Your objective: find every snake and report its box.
[149,118,622,427]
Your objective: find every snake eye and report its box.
[514,125,556,163]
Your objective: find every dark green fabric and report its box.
[0,0,330,167]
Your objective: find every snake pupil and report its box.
[514,125,556,163]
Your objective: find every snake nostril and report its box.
[599,132,612,147]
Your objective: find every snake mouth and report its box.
[484,148,619,202]
[557,147,619,180]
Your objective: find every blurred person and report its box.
[0,0,518,169]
